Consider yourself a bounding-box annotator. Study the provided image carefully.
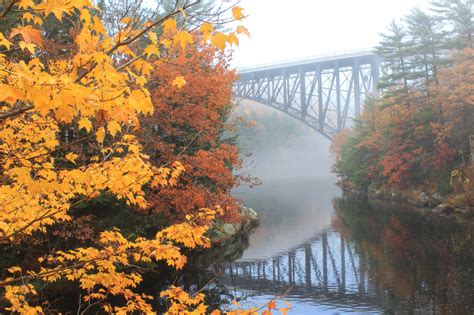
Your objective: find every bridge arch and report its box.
[234,50,381,139]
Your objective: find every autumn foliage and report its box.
[140,42,241,222]
[332,2,473,207]
[333,49,474,205]
[0,0,269,313]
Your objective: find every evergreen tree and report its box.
[405,8,447,94]
[431,0,474,48]
[375,21,414,107]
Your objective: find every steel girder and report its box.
[234,53,381,139]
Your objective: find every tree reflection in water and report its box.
[216,196,474,314]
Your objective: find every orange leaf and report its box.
[267,300,276,310]
[10,26,43,47]
[236,25,250,37]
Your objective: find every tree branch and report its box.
[0,0,17,19]
[0,103,34,120]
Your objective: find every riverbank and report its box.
[338,180,474,222]
[193,205,260,265]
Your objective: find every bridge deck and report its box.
[238,49,377,75]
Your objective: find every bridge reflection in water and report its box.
[214,197,474,314]
[217,228,383,312]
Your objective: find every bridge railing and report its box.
[236,48,376,74]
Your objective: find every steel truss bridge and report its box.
[234,50,381,139]
[215,229,390,311]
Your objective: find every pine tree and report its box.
[375,21,414,107]
[431,0,474,48]
[405,8,447,94]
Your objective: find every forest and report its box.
[331,1,474,210]
[0,0,285,313]
[0,0,473,313]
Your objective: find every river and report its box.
[213,174,474,314]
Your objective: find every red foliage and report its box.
[139,41,241,222]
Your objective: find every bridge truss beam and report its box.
[235,53,381,139]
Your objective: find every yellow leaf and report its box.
[173,31,193,50]
[162,18,177,34]
[78,118,93,132]
[211,32,228,51]
[7,266,22,273]
[22,12,35,23]
[0,33,13,49]
[200,22,214,41]
[96,127,105,145]
[129,89,153,115]
[178,6,186,17]
[80,9,92,25]
[65,152,78,164]
[40,0,69,20]
[92,16,106,35]
[172,76,186,89]
[33,16,43,26]
[232,6,245,20]
[149,32,158,45]
[0,84,25,104]
[161,39,171,48]
[227,32,239,46]
[136,76,147,86]
[144,44,160,57]
[17,0,31,10]
[19,41,36,54]
[107,121,121,137]
[200,23,214,34]
[120,17,132,25]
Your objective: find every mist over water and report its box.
[234,100,335,180]
[240,135,334,181]
[222,101,474,314]
[232,101,341,259]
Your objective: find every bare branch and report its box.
[0,103,34,120]
[0,0,17,19]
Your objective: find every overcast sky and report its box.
[232,0,430,68]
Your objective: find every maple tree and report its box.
[139,40,242,222]
[0,0,261,313]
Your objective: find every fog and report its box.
[233,0,430,68]
[233,101,342,259]
[235,100,335,181]
[241,133,333,181]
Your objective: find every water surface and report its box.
[217,176,474,314]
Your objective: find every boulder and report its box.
[454,208,469,216]
[432,192,443,204]
[241,206,259,222]
[221,223,237,236]
[418,192,431,207]
[210,205,259,243]
[433,203,454,215]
